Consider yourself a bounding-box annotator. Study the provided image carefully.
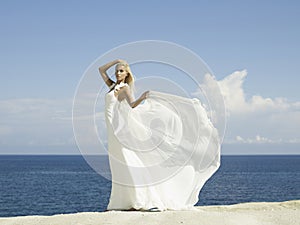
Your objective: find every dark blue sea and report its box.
[0,155,299,217]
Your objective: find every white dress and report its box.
[105,83,220,211]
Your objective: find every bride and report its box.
[99,59,220,211]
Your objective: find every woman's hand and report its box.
[117,59,128,64]
[141,91,150,101]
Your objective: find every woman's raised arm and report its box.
[121,86,149,108]
[99,59,122,87]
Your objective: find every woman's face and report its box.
[115,65,127,81]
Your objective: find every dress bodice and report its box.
[105,82,129,121]
[105,90,117,121]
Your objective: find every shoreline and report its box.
[0,200,299,225]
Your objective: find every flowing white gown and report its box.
[105,83,220,211]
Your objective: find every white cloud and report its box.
[232,135,300,144]
[194,70,300,148]
[234,135,279,144]
[217,70,249,114]
[217,70,299,115]
[0,98,72,121]
[0,97,107,154]
[0,125,13,136]
[0,98,74,147]
[215,70,300,146]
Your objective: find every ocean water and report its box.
[0,155,299,217]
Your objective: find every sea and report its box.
[0,155,299,217]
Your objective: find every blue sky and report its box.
[0,0,299,154]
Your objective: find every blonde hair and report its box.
[116,62,135,90]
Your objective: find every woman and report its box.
[99,59,148,108]
[99,59,220,211]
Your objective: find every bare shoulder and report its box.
[116,85,133,102]
[122,84,130,91]
[118,84,131,96]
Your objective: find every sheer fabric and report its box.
[105,84,220,210]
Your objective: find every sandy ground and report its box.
[0,200,299,225]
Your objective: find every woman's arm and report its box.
[99,59,122,87]
[130,91,149,108]
[121,87,149,108]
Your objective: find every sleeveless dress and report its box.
[105,82,220,211]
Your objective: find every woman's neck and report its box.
[116,80,125,84]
